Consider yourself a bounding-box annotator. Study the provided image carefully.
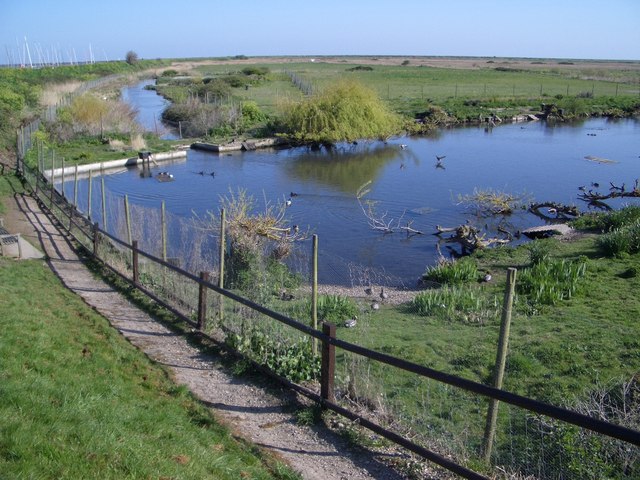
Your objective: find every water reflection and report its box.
[288,143,419,194]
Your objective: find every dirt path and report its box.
[5,191,410,480]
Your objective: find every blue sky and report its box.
[1,0,639,63]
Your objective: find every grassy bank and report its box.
[0,177,296,480]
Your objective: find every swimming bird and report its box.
[290,192,299,197]
[285,198,292,207]
[578,185,586,191]
[483,273,492,282]
[400,144,408,149]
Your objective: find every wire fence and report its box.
[18,150,640,479]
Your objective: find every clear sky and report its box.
[1,0,639,64]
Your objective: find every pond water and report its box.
[120,79,179,140]
[71,82,640,286]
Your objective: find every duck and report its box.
[285,198,292,207]
[290,192,299,197]
[380,287,388,301]
[364,285,373,296]
[344,317,357,328]
[371,302,380,310]
[400,144,408,149]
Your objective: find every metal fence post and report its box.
[197,271,209,331]
[132,240,139,285]
[321,322,336,404]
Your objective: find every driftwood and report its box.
[578,179,640,203]
[529,202,581,220]
[434,224,510,251]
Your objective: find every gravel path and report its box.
[6,192,410,480]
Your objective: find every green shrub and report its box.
[411,287,495,323]
[422,257,478,285]
[572,205,640,232]
[517,257,587,306]
[526,239,553,265]
[598,220,640,257]
[226,327,320,382]
[315,295,358,323]
[241,66,270,76]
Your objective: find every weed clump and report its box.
[422,257,479,286]
[517,257,587,307]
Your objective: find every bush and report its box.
[315,295,358,323]
[281,79,402,144]
[422,257,478,285]
[125,50,138,65]
[598,220,640,257]
[517,257,587,306]
[526,239,553,265]
[412,287,494,323]
[241,66,269,76]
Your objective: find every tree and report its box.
[281,80,401,145]
[125,50,139,65]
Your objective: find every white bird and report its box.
[371,302,380,310]
[483,273,492,282]
[344,317,357,328]
[285,198,292,207]
[400,144,408,149]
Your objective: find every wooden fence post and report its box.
[132,240,139,285]
[92,222,99,257]
[312,234,319,356]
[482,267,517,463]
[218,208,226,322]
[198,271,209,331]
[321,322,336,404]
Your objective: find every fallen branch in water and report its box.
[529,202,581,220]
[434,224,510,252]
[578,179,640,202]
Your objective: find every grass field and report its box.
[192,57,640,118]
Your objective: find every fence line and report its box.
[18,161,640,480]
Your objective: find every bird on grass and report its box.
[344,317,357,328]
[371,302,380,310]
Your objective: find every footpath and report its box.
[4,190,411,480]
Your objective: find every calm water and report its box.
[71,82,640,285]
[120,80,179,140]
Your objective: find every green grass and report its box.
[23,134,186,169]
[0,247,297,479]
[192,60,640,121]
[333,233,639,470]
